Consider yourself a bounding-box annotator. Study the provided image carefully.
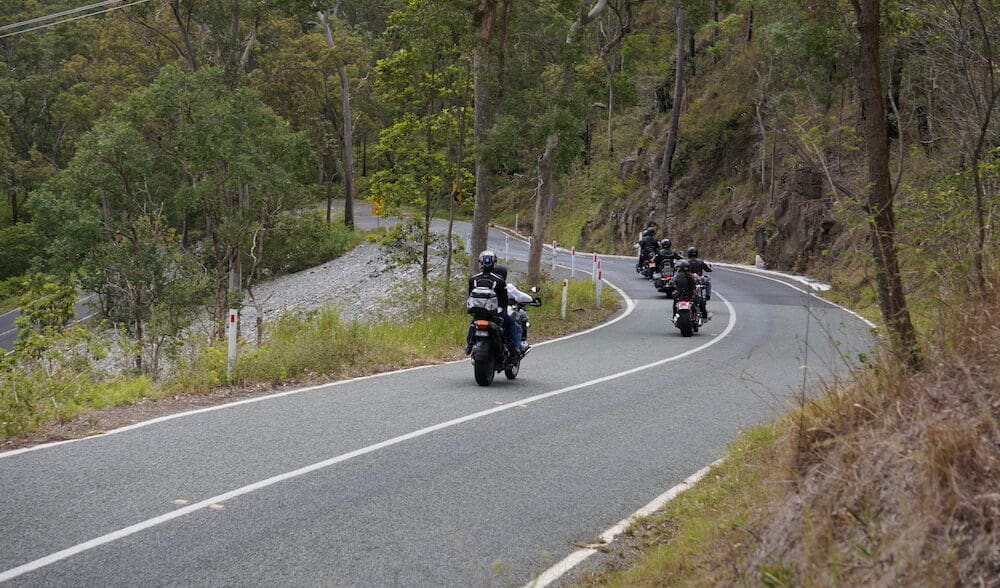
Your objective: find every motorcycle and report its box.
[635,244,659,279]
[468,289,542,387]
[671,279,706,337]
[652,262,675,298]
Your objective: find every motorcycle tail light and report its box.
[474,320,490,329]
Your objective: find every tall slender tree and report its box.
[849,0,921,368]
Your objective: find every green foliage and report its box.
[13,274,78,357]
[260,212,362,276]
[0,223,37,279]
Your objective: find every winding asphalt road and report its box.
[0,217,874,586]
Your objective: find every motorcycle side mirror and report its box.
[529,286,540,293]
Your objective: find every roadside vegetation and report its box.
[1,271,618,442]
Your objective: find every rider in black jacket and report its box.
[636,227,659,270]
[467,250,517,354]
[656,238,683,273]
[685,246,712,300]
[669,259,709,319]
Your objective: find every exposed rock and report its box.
[755,166,839,272]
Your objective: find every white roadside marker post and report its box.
[466,232,471,254]
[561,279,568,320]
[592,254,598,283]
[505,234,510,262]
[227,308,238,381]
[551,240,558,271]
[570,246,576,278]
[514,213,519,234]
[596,262,603,309]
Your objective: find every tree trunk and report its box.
[528,134,559,285]
[338,64,355,228]
[318,9,355,228]
[170,0,199,72]
[9,191,18,224]
[650,5,685,226]
[968,0,998,295]
[470,48,492,272]
[850,0,921,368]
[446,105,467,309]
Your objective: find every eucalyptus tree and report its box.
[849,0,920,368]
[31,66,311,348]
[370,0,472,303]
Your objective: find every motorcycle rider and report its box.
[495,265,536,353]
[685,246,713,301]
[669,259,709,320]
[466,250,517,355]
[655,238,683,273]
[636,226,659,271]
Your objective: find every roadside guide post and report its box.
[551,240,558,271]
[514,213,519,233]
[570,246,576,278]
[505,235,510,262]
[592,254,598,283]
[466,232,471,254]
[595,262,603,309]
[227,308,238,381]
[561,279,568,320]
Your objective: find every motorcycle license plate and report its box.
[678,301,692,310]
[475,331,489,337]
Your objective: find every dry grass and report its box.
[582,282,1000,587]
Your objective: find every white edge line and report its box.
[525,458,725,588]
[715,265,877,329]
[0,271,634,460]
[0,295,736,583]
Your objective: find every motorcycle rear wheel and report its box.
[473,344,495,386]
[677,309,693,337]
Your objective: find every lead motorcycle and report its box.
[671,278,706,337]
[467,287,542,386]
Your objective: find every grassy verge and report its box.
[1,277,619,441]
[576,422,789,587]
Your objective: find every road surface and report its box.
[0,218,874,586]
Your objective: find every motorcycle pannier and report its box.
[467,285,499,315]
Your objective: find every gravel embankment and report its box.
[238,242,455,343]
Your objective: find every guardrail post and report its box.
[595,262,603,309]
[227,308,238,381]
[561,279,568,320]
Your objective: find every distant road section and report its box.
[0,294,99,352]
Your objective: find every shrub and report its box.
[261,211,360,276]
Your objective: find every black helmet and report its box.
[659,238,672,249]
[494,265,508,280]
[642,227,655,238]
[687,247,698,259]
[676,259,691,272]
[478,250,497,270]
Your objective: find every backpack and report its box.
[467,277,499,315]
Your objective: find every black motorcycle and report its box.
[652,261,676,298]
[671,279,706,337]
[636,245,658,279]
[468,290,541,386]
